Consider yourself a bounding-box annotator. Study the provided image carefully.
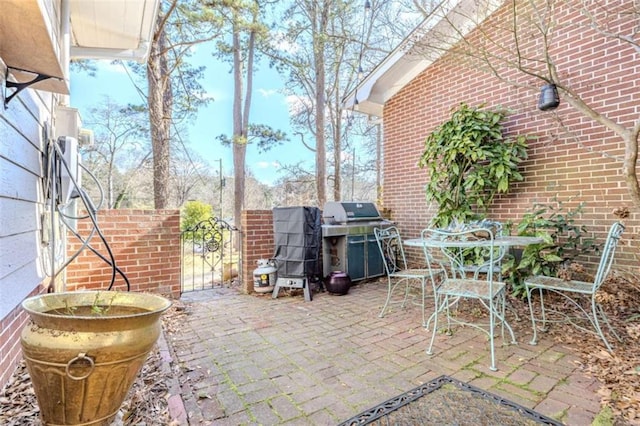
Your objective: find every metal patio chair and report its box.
[525,221,625,352]
[463,220,506,280]
[424,226,516,371]
[374,226,442,328]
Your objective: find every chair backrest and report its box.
[374,226,408,274]
[462,219,504,237]
[420,228,448,280]
[422,227,499,284]
[593,222,625,290]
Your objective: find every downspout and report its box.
[60,0,71,106]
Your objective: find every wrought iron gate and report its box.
[180,217,239,292]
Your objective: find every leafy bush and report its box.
[181,200,213,232]
[418,103,529,227]
[503,198,599,296]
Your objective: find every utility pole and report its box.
[373,120,382,205]
[218,159,224,219]
[351,147,356,201]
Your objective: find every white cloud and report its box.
[270,30,299,55]
[256,161,280,169]
[202,88,227,102]
[285,94,310,116]
[258,88,278,98]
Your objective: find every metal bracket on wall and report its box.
[4,66,62,109]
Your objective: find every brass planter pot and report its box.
[21,291,171,426]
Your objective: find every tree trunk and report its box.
[107,160,114,208]
[562,91,640,210]
[230,4,259,230]
[623,132,640,209]
[313,2,329,207]
[232,13,245,228]
[333,95,341,201]
[147,12,173,209]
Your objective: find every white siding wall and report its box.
[0,0,65,391]
[0,0,64,322]
[0,68,55,319]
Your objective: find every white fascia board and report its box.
[70,43,152,63]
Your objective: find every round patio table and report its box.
[403,235,544,249]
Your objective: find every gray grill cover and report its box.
[272,206,321,277]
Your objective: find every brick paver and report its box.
[164,283,602,425]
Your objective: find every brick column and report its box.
[241,210,274,294]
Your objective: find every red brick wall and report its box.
[0,285,44,391]
[241,210,274,294]
[382,0,638,273]
[65,209,181,298]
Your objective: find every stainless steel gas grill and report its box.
[321,202,392,282]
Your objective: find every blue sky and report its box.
[69,49,314,185]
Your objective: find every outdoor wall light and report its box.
[538,83,560,111]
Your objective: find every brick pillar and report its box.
[241,210,274,294]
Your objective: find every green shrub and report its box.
[181,200,213,232]
[503,198,599,296]
[418,103,529,227]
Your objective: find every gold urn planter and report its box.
[20,291,171,426]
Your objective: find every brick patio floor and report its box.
[163,280,601,425]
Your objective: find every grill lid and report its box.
[322,202,382,224]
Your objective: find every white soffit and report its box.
[69,0,159,62]
[0,0,68,94]
[345,0,506,117]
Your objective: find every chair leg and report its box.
[421,279,426,328]
[538,287,549,331]
[379,277,394,318]
[494,293,516,345]
[426,295,442,356]
[424,310,436,331]
[526,285,540,346]
[421,275,441,329]
[591,299,613,352]
[423,273,440,330]
[401,278,411,308]
[595,303,623,343]
[488,304,497,371]
[498,293,506,340]
[445,297,456,333]
[427,293,454,355]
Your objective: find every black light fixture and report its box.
[538,83,560,111]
